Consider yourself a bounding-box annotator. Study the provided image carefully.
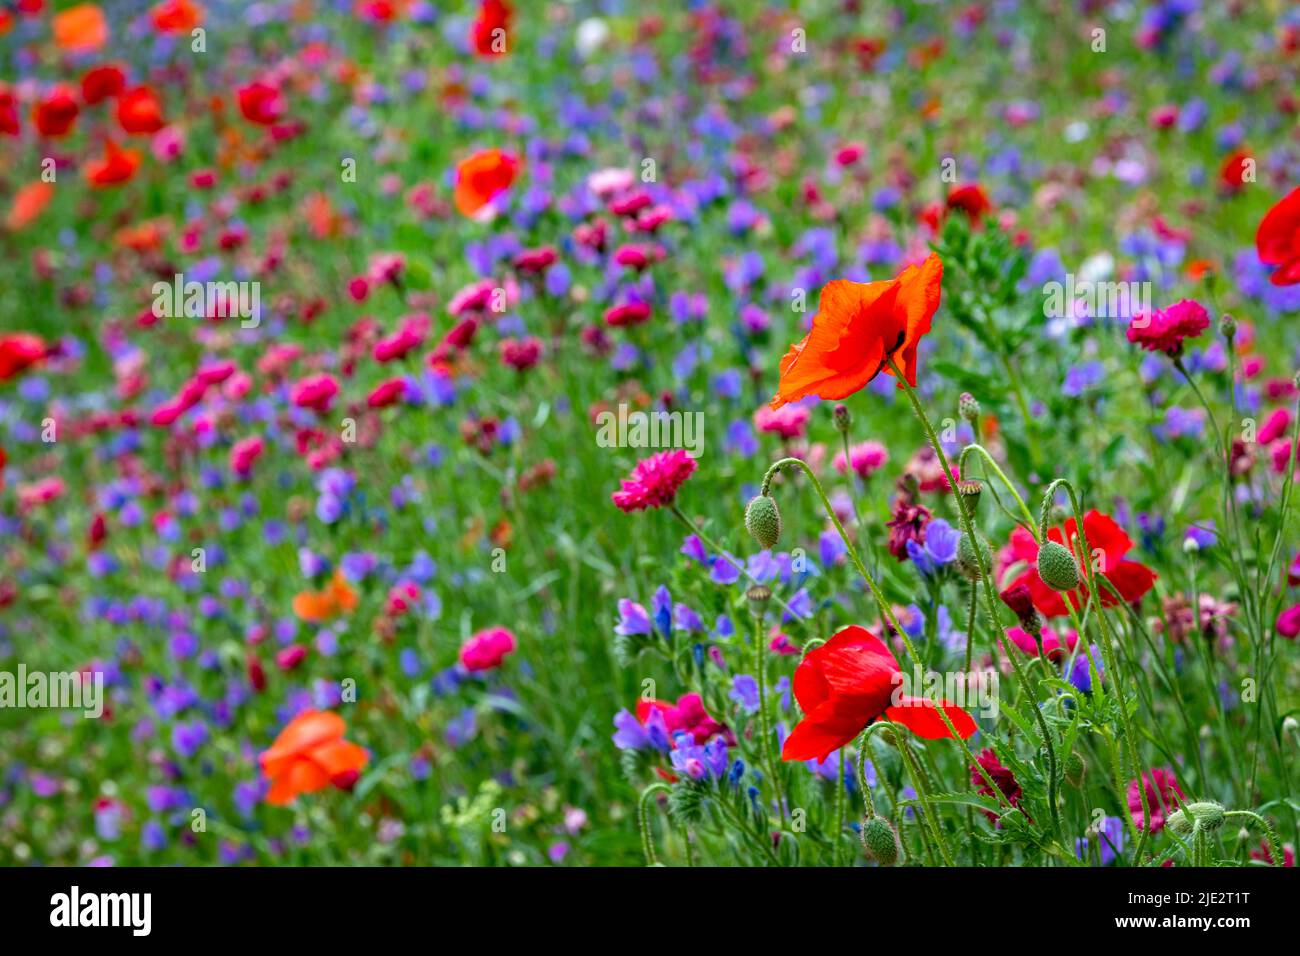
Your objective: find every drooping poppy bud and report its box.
[744,494,782,549]
[860,815,901,866]
[1036,539,1081,592]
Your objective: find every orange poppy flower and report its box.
[5,181,54,232]
[259,710,368,805]
[770,252,943,410]
[453,148,521,217]
[84,139,141,187]
[52,3,109,52]
[292,569,358,622]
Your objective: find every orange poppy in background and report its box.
[259,710,368,805]
[770,252,943,409]
[151,0,205,33]
[84,139,140,186]
[292,569,358,622]
[453,147,521,217]
[5,181,54,231]
[52,3,109,52]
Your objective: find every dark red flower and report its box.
[781,625,976,762]
[33,86,79,137]
[971,747,1022,820]
[1006,510,1156,618]
[886,495,931,561]
[80,64,126,105]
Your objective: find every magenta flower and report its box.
[1128,767,1184,832]
[1126,299,1210,357]
[611,449,697,513]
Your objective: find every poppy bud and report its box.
[1036,540,1080,592]
[958,392,980,422]
[745,494,782,549]
[1166,808,1193,835]
[956,532,991,581]
[957,478,982,516]
[999,583,1035,619]
[1184,801,1226,832]
[833,403,851,433]
[1064,751,1085,787]
[860,814,901,866]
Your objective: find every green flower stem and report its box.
[667,503,799,620]
[751,606,786,825]
[1041,476,1153,861]
[894,725,956,865]
[834,748,847,865]
[638,783,672,866]
[887,357,1062,840]
[761,456,1017,826]
[1225,810,1284,868]
[957,442,1038,533]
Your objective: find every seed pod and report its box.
[744,494,782,549]
[956,478,982,516]
[1036,539,1081,592]
[860,815,901,866]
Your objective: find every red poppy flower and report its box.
[80,64,126,105]
[151,0,204,33]
[1219,148,1252,191]
[0,87,19,136]
[116,85,165,135]
[781,625,976,763]
[946,183,992,223]
[453,147,521,217]
[33,87,79,137]
[0,333,47,381]
[236,81,285,126]
[471,0,512,57]
[1255,186,1300,287]
[770,253,943,410]
[84,139,140,187]
[1005,510,1156,618]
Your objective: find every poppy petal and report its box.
[885,696,978,739]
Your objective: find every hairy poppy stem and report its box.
[886,356,1064,841]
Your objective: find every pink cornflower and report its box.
[1128,767,1183,833]
[290,373,339,413]
[460,626,517,672]
[833,440,889,478]
[230,436,264,477]
[1126,299,1210,357]
[611,449,697,513]
[753,404,810,440]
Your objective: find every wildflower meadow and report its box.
[3,0,1300,892]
